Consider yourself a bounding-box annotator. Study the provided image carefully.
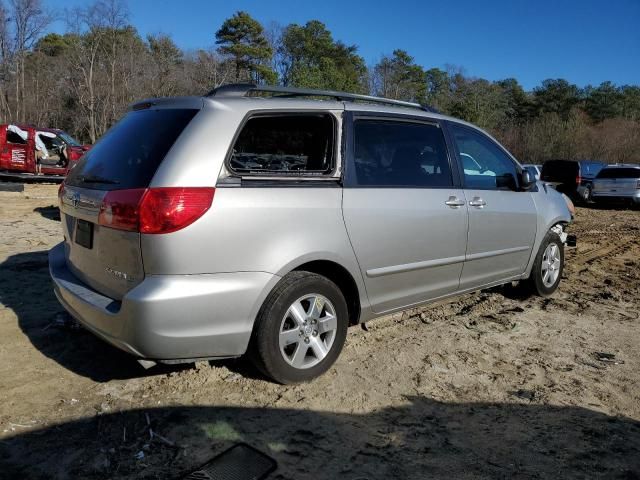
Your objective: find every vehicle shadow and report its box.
[0,249,291,383]
[582,201,639,211]
[492,283,534,301]
[1,396,639,479]
[0,250,194,382]
[33,205,61,221]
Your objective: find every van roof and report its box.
[130,83,472,124]
[128,84,505,155]
[204,83,473,125]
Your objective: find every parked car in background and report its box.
[50,84,574,384]
[540,159,606,202]
[522,164,542,180]
[592,164,640,206]
[0,124,90,181]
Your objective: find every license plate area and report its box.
[75,219,94,249]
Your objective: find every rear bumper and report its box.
[49,242,280,360]
[592,192,640,203]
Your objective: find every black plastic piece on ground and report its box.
[182,443,277,480]
[566,234,577,247]
[0,172,63,183]
[0,182,24,192]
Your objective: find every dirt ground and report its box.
[0,183,639,479]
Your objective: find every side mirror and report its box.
[521,169,535,189]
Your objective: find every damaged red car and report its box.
[0,124,90,180]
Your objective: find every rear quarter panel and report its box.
[141,187,351,273]
[142,102,369,316]
[140,187,369,311]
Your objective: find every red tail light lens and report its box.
[576,175,582,185]
[98,188,146,232]
[139,187,215,234]
[98,187,214,234]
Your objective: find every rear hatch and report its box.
[541,160,579,187]
[593,167,640,195]
[61,106,199,300]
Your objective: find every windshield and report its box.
[57,131,82,147]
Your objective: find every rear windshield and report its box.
[597,167,640,179]
[540,160,579,183]
[66,108,197,190]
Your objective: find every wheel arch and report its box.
[291,260,362,326]
[523,216,570,278]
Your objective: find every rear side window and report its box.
[228,114,335,175]
[348,120,453,187]
[65,108,197,190]
[581,161,605,177]
[597,168,640,179]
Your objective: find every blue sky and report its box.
[47,0,639,90]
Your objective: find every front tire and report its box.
[524,230,564,297]
[250,271,348,384]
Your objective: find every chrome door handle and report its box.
[468,197,486,207]
[445,196,465,208]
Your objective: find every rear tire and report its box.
[581,185,592,204]
[250,271,348,384]
[523,230,564,297]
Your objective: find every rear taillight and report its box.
[98,187,214,234]
[98,188,146,232]
[139,187,215,234]
[576,175,582,185]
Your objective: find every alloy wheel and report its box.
[541,243,561,287]
[279,294,337,369]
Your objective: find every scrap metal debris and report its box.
[593,352,625,365]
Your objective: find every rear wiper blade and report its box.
[78,175,120,185]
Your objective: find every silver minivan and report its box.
[49,84,573,383]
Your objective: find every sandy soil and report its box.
[0,184,639,479]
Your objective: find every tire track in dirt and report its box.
[572,237,635,267]
[2,190,640,480]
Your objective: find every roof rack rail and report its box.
[206,83,440,113]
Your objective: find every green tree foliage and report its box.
[619,86,640,121]
[279,20,367,92]
[148,33,181,64]
[495,78,533,121]
[34,33,71,56]
[425,67,450,109]
[533,78,580,119]
[147,34,183,97]
[0,3,638,163]
[372,49,425,103]
[215,11,275,84]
